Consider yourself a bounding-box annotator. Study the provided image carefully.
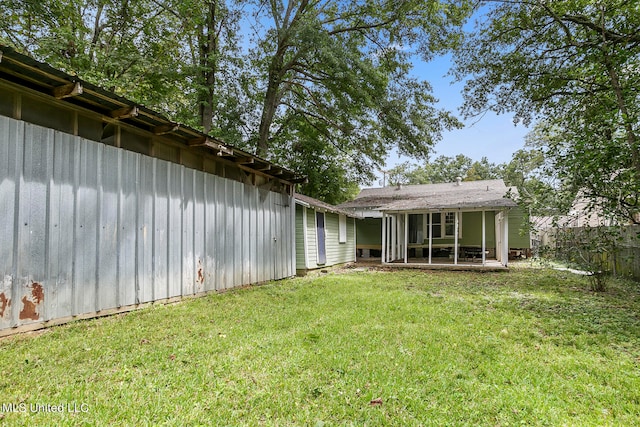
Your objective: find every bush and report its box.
[550,226,623,291]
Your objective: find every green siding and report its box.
[305,208,318,267]
[357,217,382,246]
[456,211,496,247]
[323,213,356,266]
[416,212,496,247]
[508,208,531,248]
[355,209,530,250]
[296,204,355,271]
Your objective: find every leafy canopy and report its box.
[0,0,475,204]
[387,154,504,185]
[452,0,640,224]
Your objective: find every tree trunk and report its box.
[199,0,218,134]
[257,53,284,158]
[598,12,640,173]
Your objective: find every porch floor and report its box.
[356,257,507,271]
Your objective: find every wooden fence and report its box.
[544,225,640,281]
[611,225,640,280]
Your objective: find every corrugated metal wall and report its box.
[0,116,295,334]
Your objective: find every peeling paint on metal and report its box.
[31,282,44,304]
[197,259,204,285]
[0,293,10,317]
[18,282,44,321]
[19,297,39,321]
[1,115,296,334]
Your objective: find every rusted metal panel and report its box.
[204,173,217,292]
[17,124,51,323]
[0,117,21,330]
[193,171,206,293]
[0,115,295,334]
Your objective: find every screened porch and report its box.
[380,209,511,267]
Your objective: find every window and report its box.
[429,212,462,239]
[444,212,456,237]
[338,214,347,243]
[409,214,423,243]
[431,213,441,238]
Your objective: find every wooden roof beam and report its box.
[110,106,138,119]
[153,123,180,135]
[188,136,234,156]
[52,82,83,99]
[235,156,255,165]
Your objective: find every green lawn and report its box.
[1,268,639,426]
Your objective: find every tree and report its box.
[0,0,188,108]
[160,0,248,142]
[387,154,504,185]
[245,0,471,198]
[452,0,640,224]
[1,0,475,203]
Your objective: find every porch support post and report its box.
[381,213,386,264]
[391,214,396,261]
[482,210,486,266]
[428,212,433,264]
[502,210,509,267]
[454,211,459,265]
[404,213,409,264]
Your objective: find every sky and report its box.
[378,52,530,185]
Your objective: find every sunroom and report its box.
[377,181,519,268]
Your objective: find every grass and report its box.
[1,267,640,426]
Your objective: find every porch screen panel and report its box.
[431,213,442,238]
[408,214,422,243]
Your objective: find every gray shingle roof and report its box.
[295,193,360,217]
[338,179,517,211]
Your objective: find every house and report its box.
[532,196,622,247]
[294,194,358,274]
[338,179,530,267]
[0,46,305,336]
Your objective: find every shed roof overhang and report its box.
[295,194,361,218]
[0,46,306,185]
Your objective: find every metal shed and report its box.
[0,46,305,336]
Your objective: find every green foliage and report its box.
[453,0,640,224]
[1,0,476,203]
[387,154,504,185]
[0,0,188,108]
[548,226,625,291]
[1,269,639,425]
[248,0,472,199]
